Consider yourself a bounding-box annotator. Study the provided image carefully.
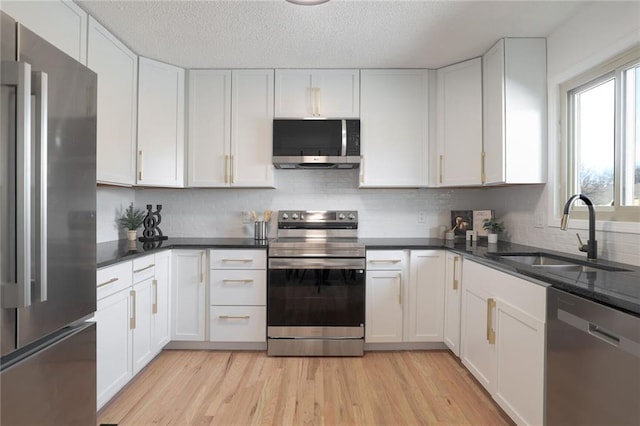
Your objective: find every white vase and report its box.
[487,233,498,244]
[127,230,137,241]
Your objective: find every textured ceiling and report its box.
[76,0,589,69]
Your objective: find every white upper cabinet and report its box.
[274,69,359,118]
[187,70,231,187]
[88,17,138,186]
[230,69,274,187]
[360,69,430,188]
[436,58,483,186]
[1,0,87,64]
[483,38,547,185]
[137,57,185,187]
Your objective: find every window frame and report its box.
[559,47,640,223]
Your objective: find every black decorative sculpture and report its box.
[138,204,168,242]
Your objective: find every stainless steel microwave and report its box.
[272,119,361,169]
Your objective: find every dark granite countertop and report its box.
[98,237,640,317]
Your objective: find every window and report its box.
[560,47,640,221]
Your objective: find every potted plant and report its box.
[119,203,146,241]
[483,218,505,243]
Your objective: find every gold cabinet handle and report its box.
[219,315,250,320]
[224,155,229,184]
[360,156,365,184]
[230,155,235,184]
[152,279,158,314]
[486,298,496,344]
[222,279,254,284]
[481,151,486,184]
[369,259,402,264]
[398,273,402,305]
[97,277,118,288]
[133,264,155,274]
[452,256,459,290]
[130,290,136,330]
[314,87,321,117]
[439,155,443,184]
[200,252,205,283]
[138,150,144,181]
[221,258,254,263]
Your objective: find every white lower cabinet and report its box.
[131,278,154,374]
[152,250,171,352]
[172,250,207,341]
[209,249,266,343]
[365,250,444,344]
[461,259,546,426]
[96,286,132,410]
[443,252,462,356]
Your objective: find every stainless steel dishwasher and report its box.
[546,287,640,425]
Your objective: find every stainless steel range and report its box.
[267,210,365,356]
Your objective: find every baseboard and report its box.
[165,341,267,350]
[364,342,447,351]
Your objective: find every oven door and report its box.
[267,257,365,332]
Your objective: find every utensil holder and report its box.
[254,221,267,240]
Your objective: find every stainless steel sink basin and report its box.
[494,253,631,273]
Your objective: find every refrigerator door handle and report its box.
[1,60,32,309]
[32,71,48,302]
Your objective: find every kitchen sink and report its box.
[494,252,631,273]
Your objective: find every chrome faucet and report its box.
[560,193,597,260]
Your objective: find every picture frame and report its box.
[450,210,473,237]
[473,209,495,237]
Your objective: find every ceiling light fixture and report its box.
[286,0,330,5]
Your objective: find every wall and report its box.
[97,186,135,242]
[493,1,640,266]
[95,169,493,242]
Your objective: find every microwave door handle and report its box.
[341,120,347,156]
[1,61,32,309]
[32,71,48,302]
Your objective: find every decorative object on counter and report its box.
[250,210,272,240]
[473,209,494,237]
[466,230,478,243]
[482,218,505,243]
[119,203,146,241]
[139,204,168,242]
[450,210,473,237]
[445,231,455,240]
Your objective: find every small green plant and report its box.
[482,218,505,234]
[119,203,146,231]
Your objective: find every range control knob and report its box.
[338,213,346,220]
[282,213,289,220]
[348,213,356,220]
[292,213,299,220]
[300,213,305,220]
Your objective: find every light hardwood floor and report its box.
[98,350,513,426]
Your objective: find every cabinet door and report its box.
[274,70,313,118]
[152,250,171,353]
[460,272,495,392]
[483,38,547,185]
[187,70,231,187]
[360,70,429,187]
[96,288,132,410]
[436,58,482,186]
[132,278,154,375]
[365,271,403,343]
[443,252,462,356]
[172,250,206,341]
[1,0,87,64]
[88,17,137,186]
[137,57,185,187]
[494,300,545,426]
[406,251,445,342]
[313,70,360,118]
[230,70,274,187]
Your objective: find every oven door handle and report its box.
[269,258,365,270]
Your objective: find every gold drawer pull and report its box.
[97,277,118,288]
[221,258,253,262]
[133,264,155,274]
[222,279,254,284]
[452,256,459,290]
[218,315,250,320]
[486,298,496,344]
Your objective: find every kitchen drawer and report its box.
[210,270,266,306]
[366,250,407,270]
[97,261,133,300]
[209,249,266,270]
[132,254,155,283]
[209,306,266,342]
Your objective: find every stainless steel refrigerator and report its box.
[1,10,97,425]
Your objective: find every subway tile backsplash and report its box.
[97,170,639,266]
